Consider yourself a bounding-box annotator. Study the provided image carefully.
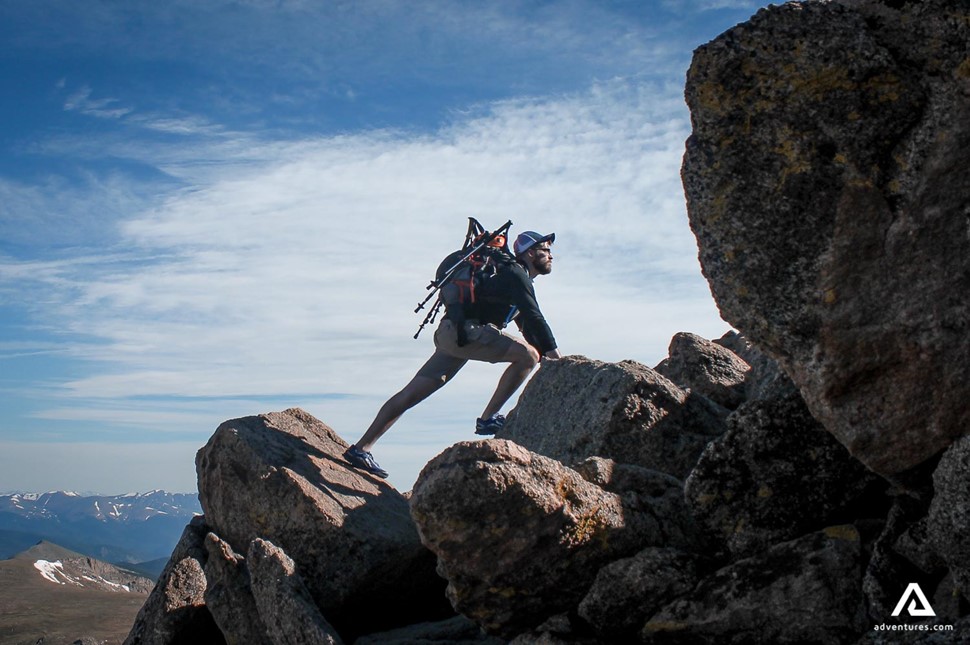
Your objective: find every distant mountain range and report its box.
[0,490,201,572]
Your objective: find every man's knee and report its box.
[511,342,540,369]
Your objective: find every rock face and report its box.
[682,0,970,476]
[643,527,869,644]
[927,436,970,600]
[497,356,726,479]
[685,388,883,558]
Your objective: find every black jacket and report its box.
[467,260,557,355]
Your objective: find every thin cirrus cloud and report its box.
[63,86,132,120]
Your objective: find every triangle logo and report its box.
[891,582,936,617]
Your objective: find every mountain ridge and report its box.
[1,489,199,523]
[0,490,201,566]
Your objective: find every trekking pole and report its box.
[413,298,443,339]
[413,219,512,314]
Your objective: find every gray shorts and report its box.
[415,319,521,383]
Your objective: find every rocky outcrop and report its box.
[497,356,726,479]
[127,408,451,644]
[682,0,970,477]
[654,331,750,409]
[129,327,970,643]
[409,440,700,638]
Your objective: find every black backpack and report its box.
[413,218,513,339]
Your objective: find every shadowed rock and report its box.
[204,533,271,645]
[578,547,702,642]
[928,436,970,600]
[247,538,342,645]
[682,0,970,475]
[685,389,883,558]
[354,615,503,645]
[643,526,868,644]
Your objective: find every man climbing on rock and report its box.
[344,230,562,478]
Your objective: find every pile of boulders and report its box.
[122,333,969,643]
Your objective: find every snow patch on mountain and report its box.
[33,559,79,586]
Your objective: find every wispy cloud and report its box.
[60,82,228,137]
[63,86,132,119]
[5,77,724,414]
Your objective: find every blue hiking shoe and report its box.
[343,445,389,478]
[475,413,506,436]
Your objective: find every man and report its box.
[344,230,562,478]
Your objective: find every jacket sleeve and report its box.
[509,268,557,354]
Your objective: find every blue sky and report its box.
[0,0,769,494]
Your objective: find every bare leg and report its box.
[479,341,540,420]
[357,375,445,452]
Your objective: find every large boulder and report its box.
[409,439,698,638]
[194,408,449,640]
[497,356,726,479]
[643,526,869,644]
[682,0,970,475]
[654,331,750,410]
[685,389,883,558]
